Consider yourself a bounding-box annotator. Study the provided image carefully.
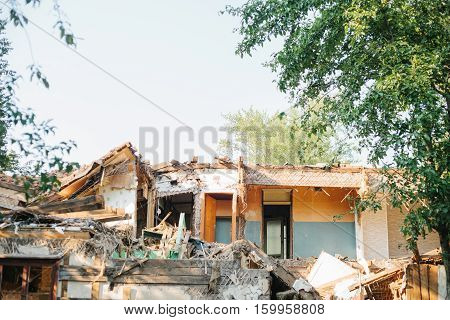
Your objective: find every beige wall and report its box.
[359,200,441,260]
[360,203,390,260]
[387,206,441,257]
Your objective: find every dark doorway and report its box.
[263,205,291,259]
[156,193,194,230]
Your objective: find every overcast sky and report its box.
[5,0,290,165]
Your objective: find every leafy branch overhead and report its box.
[1,0,79,198]
[226,0,449,298]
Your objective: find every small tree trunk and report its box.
[439,229,450,300]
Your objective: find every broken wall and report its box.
[59,258,271,300]
[242,185,357,258]
[155,168,238,238]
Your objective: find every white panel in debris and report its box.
[67,282,92,299]
[307,251,358,288]
[100,283,124,300]
[132,285,194,300]
[99,186,136,215]
[69,253,96,267]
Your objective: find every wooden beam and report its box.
[91,282,100,300]
[231,193,237,242]
[30,195,104,214]
[0,265,3,298]
[48,209,125,221]
[50,261,59,300]
[147,188,156,228]
[0,181,25,193]
[199,193,206,240]
[113,275,211,285]
[21,265,30,300]
[0,229,91,240]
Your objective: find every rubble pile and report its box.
[0,210,132,258]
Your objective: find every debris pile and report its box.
[301,250,446,300]
[0,210,132,258]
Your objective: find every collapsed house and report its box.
[0,142,445,300]
[151,158,441,261]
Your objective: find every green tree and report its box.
[226,0,450,297]
[0,1,77,198]
[220,106,353,165]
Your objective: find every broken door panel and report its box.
[204,194,217,242]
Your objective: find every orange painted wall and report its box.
[243,185,355,222]
[216,200,232,217]
[243,186,263,221]
[292,187,355,222]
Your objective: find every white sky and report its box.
[5,0,290,165]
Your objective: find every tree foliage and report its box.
[0,1,78,198]
[226,0,449,297]
[220,106,353,165]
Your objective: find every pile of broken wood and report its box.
[142,212,195,259]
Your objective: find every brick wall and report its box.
[360,201,390,260]
[387,206,441,257]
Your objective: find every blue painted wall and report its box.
[215,218,231,244]
[244,221,261,246]
[293,222,356,258]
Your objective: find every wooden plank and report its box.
[147,189,156,228]
[91,282,100,300]
[0,257,62,266]
[0,265,3,297]
[428,265,439,300]
[123,287,131,300]
[246,240,296,287]
[420,264,430,300]
[231,193,237,242]
[61,280,68,299]
[112,259,212,268]
[0,181,25,193]
[0,229,91,240]
[58,275,108,282]
[199,193,206,239]
[113,275,211,285]
[411,264,422,300]
[406,264,413,300]
[30,195,104,214]
[122,267,209,276]
[49,210,125,221]
[204,195,216,242]
[60,265,211,278]
[179,231,191,259]
[50,262,59,300]
[21,265,30,300]
[347,267,402,292]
